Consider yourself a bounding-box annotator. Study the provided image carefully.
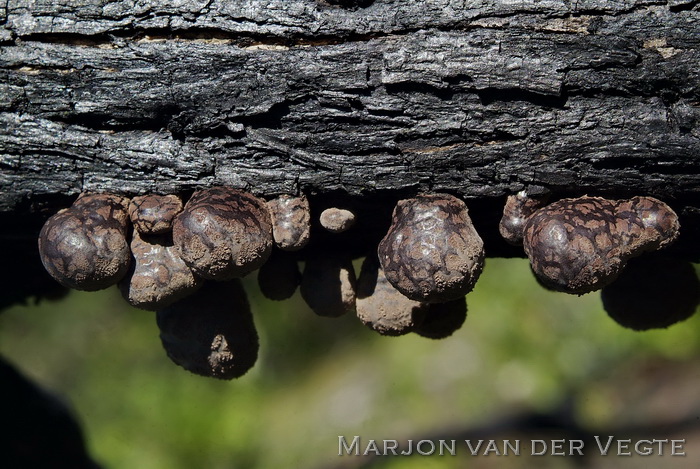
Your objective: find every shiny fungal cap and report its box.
[266,195,311,251]
[129,194,183,235]
[356,254,428,336]
[320,208,356,233]
[120,231,202,311]
[38,193,131,291]
[173,187,273,280]
[157,280,259,379]
[378,193,485,303]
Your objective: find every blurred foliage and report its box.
[1,258,699,469]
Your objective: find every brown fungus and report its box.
[173,187,273,280]
[601,256,699,331]
[38,193,131,291]
[378,193,485,303]
[120,231,202,311]
[128,194,183,235]
[414,297,467,340]
[319,208,356,233]
[156,280,259,379]
[266,195,311,251]
[300,254,357,317]
[257,251,302,301]
[499,191,548,245]
[523,196,680,294]
[356,254,428,336]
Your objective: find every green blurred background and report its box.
[1,257,699,469]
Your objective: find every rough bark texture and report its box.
[1,0,699,259]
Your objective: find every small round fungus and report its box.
[257,251,302,301]
[601,256,699,331]
[120,231,202,311]
[523,196,680,294]
[319,208,356,233]
[38,193,131,291]
[378,193,484,303]
[300,254,357,317]
[266,195,311,251]
[173,187,273,280]
[356,254,428,336]
[157,280,259,379]
[128,194,183,235]
[414,297,467,340]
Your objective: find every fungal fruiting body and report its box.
[120,231,202,311]
[356,254,428,336]
[522,196,680,294]
[300,254,357,317]
[157,280,259,379]
[38,193,131,291]
[319,208,356,233]
[129,194,183,235]
[601,256,699,330]
[257,251,302,301]
[414,298,468,339]
[173,187,273,280]
[266,195,311,251]
[499,191,548,245]
[378,194,485,303]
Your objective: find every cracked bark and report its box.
[1,0,699,260]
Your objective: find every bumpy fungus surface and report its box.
[378,193,484,303]
[157,280,259,379]
[120,231,202,311]
[601,256,699,330]
[523,196,680,294]
[414,297,468,339]
[356,254,428,336]
[257,251,302,301]
[300,254,357,317]
[319,208,356,233]
[128,194,183,235]
[499,191,548,245]
[38,193,131,291]
[173,187,273,280]
[266,195,311,251]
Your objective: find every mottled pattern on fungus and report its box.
[523,196,680,294]
[173,187,272,280]
[38,193,131,291]
[414,297,468,340]
[128,194,183,235]
[257,250,302,301]
[378,193,484,303]
[356,254,428,336]
[300,254,357,317]
[499,191,548,245]
[320,207,356,233]
[157,280,259,380]
[120,231,202,311]
[601,256,699,330]
[266,195,311,251]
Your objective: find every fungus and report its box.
[601,256,699,330]
[499,191,548,245]
[300,254,357,317]
[356,254,428,336]
[157,280,258,379]
[523,196,680,294]
[414,297,468,340]
[378,193,484,303]
[38,193,131,291]
[266,195,311,251]
[172,187,273,280]
[128,194,183,235]
[120,231,202,311]
[319,208,356,233]
[257,251,302,301]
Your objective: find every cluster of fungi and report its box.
[37,188,699,379]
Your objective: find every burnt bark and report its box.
[1,0,699,259]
